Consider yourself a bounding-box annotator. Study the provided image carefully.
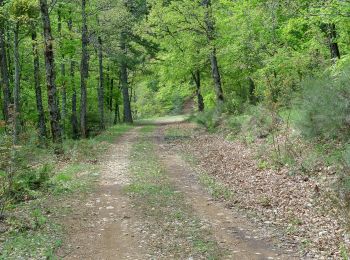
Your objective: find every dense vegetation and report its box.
[0,0,349,142]
[1,0,350,257]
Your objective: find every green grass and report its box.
[49,163,98,195]
[94,124,132,143]
[125,126,224,259]
[164,126,192,141]
[0,124,132,259]
[0,228,62,260]
[199,174,233,200]
[135,115,189,125]
[139,125,156,133]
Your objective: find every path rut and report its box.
[60,129,144,260]
[155,128,297,260]
[59,124,298,259]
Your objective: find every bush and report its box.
[297,69,350,141]
[227,114,250,134]
[10,164,53,202]
[237,105,277,139]
[193,109,221,131]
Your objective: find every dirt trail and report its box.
[59,129,144,260]
[155,128,297,260]
[59,122,298,259]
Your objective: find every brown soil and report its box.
[58,123,303,259]
[58,129,144,260]
[160,122,350,259]
[155,128,298,259]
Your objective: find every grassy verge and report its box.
[0,124,132,259]
[125,126,224,259]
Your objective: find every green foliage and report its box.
[297,69,350,141]
[10,0,38,23]
[10,164,53,202]
[0,124,131,259]
[242,105,275,139]
[193,109,221,131]
[227,114,250,135]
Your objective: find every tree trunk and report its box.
[32,27,47,144]
[70,60,79,139]
[80,0,89,138]
[113,79,120,125]
[39,0,62,145]
[68,14,79,140]
[58,7,66,138]
[61,62,66,137]
[248,77,257,105]
[107,67,113,111]
[6,28,13,90]
[327,23,341,60]
[209,48,224,103]
[192,70,204,112]
[202,0,224,104]
[120,33,133,123]
[13,23,21,144]
[114,103,120,125]
[97,36,104,130]
[0,0,10,122]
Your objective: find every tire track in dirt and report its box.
[59,128,145,260]
[154,126,298,260]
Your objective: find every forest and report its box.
[1,0,350,259]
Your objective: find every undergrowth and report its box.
[0,124,132,259]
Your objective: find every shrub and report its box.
[240,105,277,139]
[193,109,221,131]
[10,164,53,202]
[297,69,350,141]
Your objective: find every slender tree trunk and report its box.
[113,79,120,125]
[61,61,66,137]
[114,100,120,125]
[32,27,47,144]
[112,78,116,123]
[70,60,79,139]
[58,8,66,138]
[6,29,13,90]
[107,67,113,111]
[202,0,224,104]
[68,15,79,139]
[80,0,89,138]
[192,70,204,112]
[209,48,224,103]
[114,104,120,125]
[327,23,341,60]
[120,33,133,123]
[97,36,104,130]
[0,0,10,122]
[39,0,62,145]
[13,23,21,144]
[248,77,257,105]
[0,84,2,120]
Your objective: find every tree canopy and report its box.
[0,0,349,143]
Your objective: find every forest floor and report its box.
[56,118,304,260]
